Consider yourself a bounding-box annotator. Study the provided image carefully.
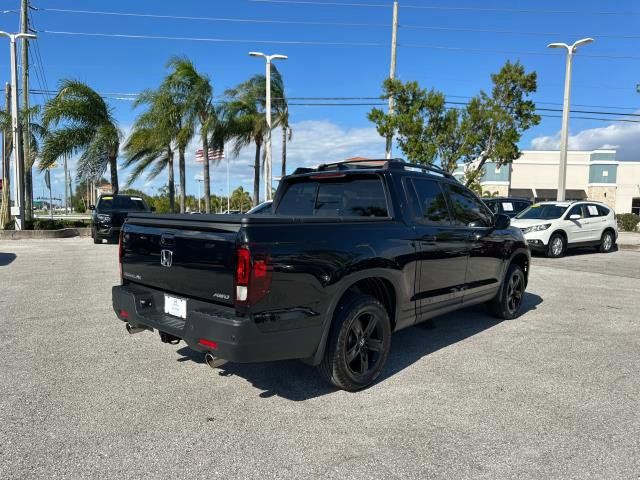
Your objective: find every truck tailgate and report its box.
[120,214,241,306]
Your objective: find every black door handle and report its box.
[421,235,437,243]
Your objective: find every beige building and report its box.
[474,149,640,214]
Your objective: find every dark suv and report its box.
[91,194,152,244]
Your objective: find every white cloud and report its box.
[128,120,385,198]
[531,121,640,160]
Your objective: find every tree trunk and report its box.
[202,136,211,213]
[465,153,488,188]
[178,147,186,213]
[253,140,261,207]
[281,126,287,178]
[167,150,175,213]
[109,154,119,194]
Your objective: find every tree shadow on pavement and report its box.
[0,253,16,266]
[175,292,543,401]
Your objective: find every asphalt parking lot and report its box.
[1,238,638,479]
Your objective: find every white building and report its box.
[472,149,640,214]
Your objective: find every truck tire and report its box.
[92,229,100,244]
[487,263,526,320]
[318,294,391,391]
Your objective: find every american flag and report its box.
[195,147,224,163]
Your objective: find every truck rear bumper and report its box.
[112,284,323,363]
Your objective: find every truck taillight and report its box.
[235,246,272,306]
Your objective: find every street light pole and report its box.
[249,51,287,202]
[386,0,399,159]
[548,37,593,201]
[0,30,36,230]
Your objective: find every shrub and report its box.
[30,219,91,230]
[616,213,640,232]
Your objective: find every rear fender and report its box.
[306,268,402,366]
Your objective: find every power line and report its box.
[28,89,639,114]
[400,24,640,40]
[37,7,640,40]
[38,8,389,28]
[40,30,386,47]
[27,89,639,123]
[250,0,640,16]
[38,30,640,60]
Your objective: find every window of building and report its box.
[632,198,640,216]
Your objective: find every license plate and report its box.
[164,294,187,319]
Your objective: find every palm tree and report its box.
[123,88,178,212]
[225,69,286,206]
[39,80,121,193]
[164,57,223,213]
[162,59,199,214]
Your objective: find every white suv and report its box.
[511,201,618,258]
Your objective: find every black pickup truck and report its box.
[112,159,530,391]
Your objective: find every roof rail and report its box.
[387,158,456,180]
[317,158,391,171]
[311,157,455,180]
[292,167,314,175]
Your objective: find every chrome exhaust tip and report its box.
[204,352,227,369]
[126,323,147,335]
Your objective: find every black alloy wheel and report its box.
[319,294,391,391]
[505,268,525,316]
[344,311,385,378]
[487,263,526,320]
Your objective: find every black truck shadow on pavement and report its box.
[176,292,543,401]
[0,252,16,266]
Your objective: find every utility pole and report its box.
[0,31,36,230]
[20,0,32,223]
[386,0,399,160]
[0,83,10,229]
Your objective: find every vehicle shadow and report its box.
[531,244,618,258]
[0,252,16,266]
[175,292,543,401]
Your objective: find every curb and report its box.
[0,227,91,240]
[618,243,640,252]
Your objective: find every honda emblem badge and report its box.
[160,249,173,267]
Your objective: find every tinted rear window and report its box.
[98,196,148,211]
[276,177,388,217]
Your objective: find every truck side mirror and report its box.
[494,213,510,230]
[89,205,95,211]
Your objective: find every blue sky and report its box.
[1,0,639,203]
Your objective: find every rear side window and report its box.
[407,178,451,225]
[597,205,610,216]
[444,183,493,227]
[276,177,389,217]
